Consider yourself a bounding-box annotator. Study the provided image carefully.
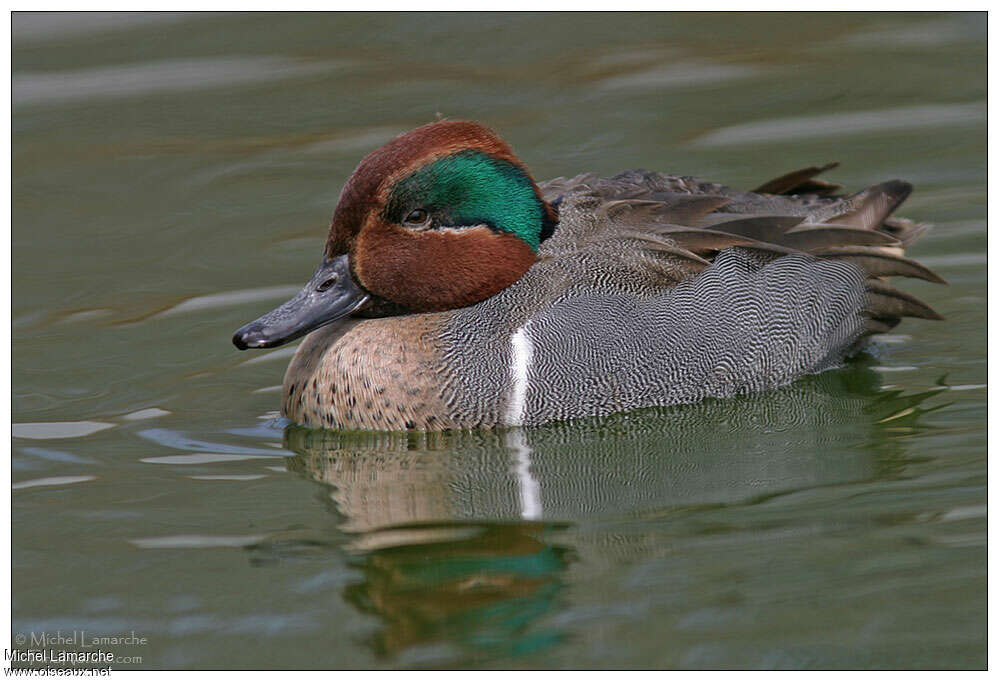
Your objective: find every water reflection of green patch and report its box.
[343,523,570,664]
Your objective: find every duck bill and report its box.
[232,254,369,350]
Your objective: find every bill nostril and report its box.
[317,276,337,292]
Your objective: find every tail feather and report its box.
[863,317,902,335]
[880,216,932,247]
[865,280,943,321]
[812,247,947,284]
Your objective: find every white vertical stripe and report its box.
[506,429,542,521]
[505,323,534,426]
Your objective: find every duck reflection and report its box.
[284,427,573,663]
[282,362,942,664]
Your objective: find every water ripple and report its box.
[130,534,268,549]
[13,421,114,440]
[13,475,96,490]
[153,285,301,318]
[14,56,345,109]
[693,102,986,147]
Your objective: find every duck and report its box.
[233,120,943,432]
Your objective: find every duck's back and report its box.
[436,168,943,428]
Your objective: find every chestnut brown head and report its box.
[233,120,556,350]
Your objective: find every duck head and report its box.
[233,120,557,350]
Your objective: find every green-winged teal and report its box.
[233,120,943,431]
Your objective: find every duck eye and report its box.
[403,208,429,225]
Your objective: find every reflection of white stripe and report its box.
[506,429,542,521]
[505,324,533,426]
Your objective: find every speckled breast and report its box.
[282,314,459,431]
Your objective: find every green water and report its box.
[12,12,986,670]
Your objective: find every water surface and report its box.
[12,12,986,669]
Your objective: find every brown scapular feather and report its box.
[786,178,843,195]
[782,225,901,251]
[693,215,805,243]
[754,162,840,195]
[609,195,734,225]
[619,231,713,267]
[647,227,759,254]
